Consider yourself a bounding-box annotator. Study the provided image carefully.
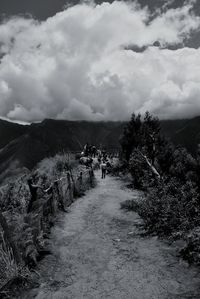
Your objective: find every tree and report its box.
[120,111,161,165]
[120,113,142,161]
[142,112,160,165]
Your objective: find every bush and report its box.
[137,178,200,237]
[109,160,128,176]
[180,228,200,265]
[120,199,140,212]
[118,112,200,264]
[35,153,77,183]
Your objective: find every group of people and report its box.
[83,143,97,157]
[81,143,113,179]
[28,145,113,214]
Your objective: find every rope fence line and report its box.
[0,148,118,292]
[0,145,119,271]
[0,166,95,271]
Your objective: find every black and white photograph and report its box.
[0,0,200,298]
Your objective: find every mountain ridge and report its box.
[0,116,200,179]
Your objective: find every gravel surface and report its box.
[21,171,200,299]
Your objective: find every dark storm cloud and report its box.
[1,0,200,47]
[0,0,72,20]
[1,0,200,20]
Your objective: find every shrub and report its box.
[109,160,128,176]
[119,111,200,264]
[180,228,200,265]
[120,199,140,212]
[136,178,200,237]
[35,153,77,182]
[0,233,19,286]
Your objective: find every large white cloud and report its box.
[0,1,200,122]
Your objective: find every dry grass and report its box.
[0,233,19,288]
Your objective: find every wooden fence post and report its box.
[89,168,94,186]
[66,172,73,202]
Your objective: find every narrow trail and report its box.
[22,171,200,299]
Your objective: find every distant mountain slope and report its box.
[1,116,200,178]
[29,119,124,151]
[0,119,124,175]
[162,116,200,154]
[0,119,28,149]
[160,119,188,138]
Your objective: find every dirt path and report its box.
[22,171,200,299]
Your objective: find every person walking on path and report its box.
[101,161,107,179]
[83,143,89,156]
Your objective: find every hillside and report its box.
[161,117,200,154]
[1,116,200,178]
[0,119,124,176]
[0,119,28,149]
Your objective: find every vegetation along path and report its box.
[22,171,200,299]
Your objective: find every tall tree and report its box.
[120,113,142,161]
[120,111,160,165]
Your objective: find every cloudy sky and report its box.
[0,0,200,122]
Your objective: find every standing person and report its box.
[102,148,106,158]
[101,161,107,179]
[83,143,89,156]
[92,145,97,158]
[97,149,102,160]
[88,144,93,156]
[97,155,101,164]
